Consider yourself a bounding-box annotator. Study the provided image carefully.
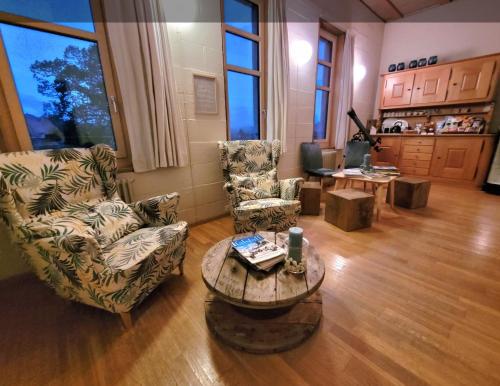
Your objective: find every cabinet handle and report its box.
[452,83,458,86]
[416,87,421,90]
[407,88,412,91]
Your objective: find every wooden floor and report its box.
[1,183,500,386]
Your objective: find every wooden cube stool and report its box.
[387,177,431,209]
[300,181,321,215]
[325,189,374,231]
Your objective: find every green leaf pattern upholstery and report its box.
[0,145,188,314]
[218,140,304,233]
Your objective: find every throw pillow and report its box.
[81,198,144,248]
[231,171,279,202]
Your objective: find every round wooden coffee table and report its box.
[201,231,325,354]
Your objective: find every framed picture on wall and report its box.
[193,73,218,115]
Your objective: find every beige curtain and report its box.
[334,31,353,150]
[103,0,188,172]
[267,0,289,153]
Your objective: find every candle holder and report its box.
[283,238,309,275]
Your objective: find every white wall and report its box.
[375,0,500,130]
[284,0,384,169]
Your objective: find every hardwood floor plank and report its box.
[0,183,499,385]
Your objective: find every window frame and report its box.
[313,26,340,149]
[221,0,267,141]
[0,0,130,168]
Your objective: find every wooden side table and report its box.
[388,177,431,209]
[325,189,374,231]
[300,181,321,215]
[332,171,397,221]
[201,232,325,354]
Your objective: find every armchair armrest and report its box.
[279,178,304,200]
[131,192,180,226]
[27,228,106,288]
[223,182,240,209]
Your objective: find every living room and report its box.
[0,0,499,384]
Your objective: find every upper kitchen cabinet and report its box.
[381,72,415,108]
[380,53,500,109]
[411,65,451,105]
[446,58,497,102]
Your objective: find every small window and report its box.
[0,23,116,150]
[0,0,95,32]
[313,29,337,144]
[222,0,265,140]
[223,0,259,35]
[0,0,129,164]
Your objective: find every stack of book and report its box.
[372,166,400,176]
[232,234,286,271]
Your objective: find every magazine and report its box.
[232,234,286,270]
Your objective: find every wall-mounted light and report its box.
[291,40,313,66]
[354,64,367,83]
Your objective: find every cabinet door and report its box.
[446,59,496,102]
[372,137,401,165]
[431,138,483,180]
[411,66,451,104]
[381,72,415,108]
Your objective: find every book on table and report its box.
[232,234,286,271]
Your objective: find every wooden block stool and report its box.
[300,181,321,215]
[325,189,374,231]
[387,177,431,209]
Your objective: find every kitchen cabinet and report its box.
[381,72,415,108]
[379,53,500,109]
[431,137,484,180]
[372,135,495,186]
[411,65,451,105]
[446,58,496,102]
[399,137,435,176]
[371,136,401,165]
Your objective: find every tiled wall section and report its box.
[283,0,384,169]
[119,0,228,226]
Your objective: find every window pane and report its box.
[224,0,258,35]
[0,0,94,32]
[225,32,259,70]
[313,90,329,140]
[318,38,332,62]
[0,23,116,150]
[316,64,331,87]
[227,71,260,140]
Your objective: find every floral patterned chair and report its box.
[218,140,304,233]
[0,145,188,327]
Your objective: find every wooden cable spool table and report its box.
[201,231,325,354]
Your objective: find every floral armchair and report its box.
[218,140,304,233]
[0,145,188,325]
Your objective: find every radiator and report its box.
[117,178,135,203]
[322,149,337,170]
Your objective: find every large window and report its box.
[313,28,337,146]
[0,0,128,162]
[222,0,265,140]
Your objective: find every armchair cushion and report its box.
[131,193,180,227]
[23,197,143,248]
[231,170,280,201]
[279,178,304,200]
[0,148,110,220]
[234,198,301,233]
[82,198,143,248]
[102,222,188,272]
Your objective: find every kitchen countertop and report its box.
[373,133,497,137]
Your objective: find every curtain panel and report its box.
[104,0,188,172]
[267,0,290,153]
[334,31,354,150]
